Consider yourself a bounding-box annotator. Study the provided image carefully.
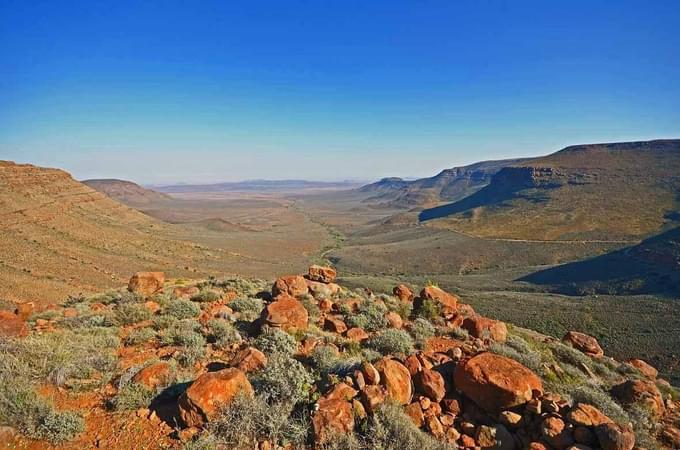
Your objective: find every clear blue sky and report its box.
[1,0,679,183]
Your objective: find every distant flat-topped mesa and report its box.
[82,178,172,205]
[418,139,680,241]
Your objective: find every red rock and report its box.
[462,316,508,343]
[14,302,34,320]
[0,311,28,338]
[595,423,635,450]
[661,426,680,448]
[393,284,414,302]
[573,426,597,446]
[62,307,78,318]
[353,370,366,390]
[325,382,358,401]
[133,362,172,389]
[307,265,337,283]
[346,327,369,342]
[384,311,403,329]
[541,416,574,449]
[178,368,253,427]
[626,359,658,379]
[173,286,200,299]
[527,442,549,450]
[360,385,386,413]
[128,272,165,297]
[144,301,160,314]
[312,398,354,443]
[414,368,445,402]
[424,336,464,353]
[404,402,424,427]
[453,352,543,412]
[375,358,413,405]
[566,403,613,427]
[324,316,347,334]
[272,275,308,297]
[460,434,476,447]
[442,397,462,415]
[404,354,422,376]
[318,298,333,312]
[425,416,444,438]
[262,295,308,330]
[562,331,604,357]
[230,347,267,372]
[611,379,665,417]
[362,361,380,385]
[419,286,458,309]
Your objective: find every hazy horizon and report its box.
[2,1,679,184]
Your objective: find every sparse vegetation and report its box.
[343,300,388,332]
[206,318,242,348]
[366,329,414,356]
[229,297,264,322]
[254,327,298,355]
[251,354,314,404]
[162,298,201,320]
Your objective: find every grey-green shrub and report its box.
[365,402,453,450]
[409,318,435,347]
[254,328,297,355]
[343,300,388,332]
[366,329,414,356]
[206,319,242,348]
[251,354,313,404]
[124,327,156,346]
[163,299,201,320]
[229,297,264,322]
[113,382,155,411]
[311,345,360,376]
[191,289,221,303]
[114,302,152,325]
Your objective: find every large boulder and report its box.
[462,316,508,343]
[14,302,35,320]
[307,265,337,283]
[626,359,658,379]
[272,275,309,297]
[128,272,165,297]
[595,423,635,450]
[312,398,354,443]
[393,284,414,302]
[375,358,413,405]
[178,368,253,427]
[262,295,308,330]
[133,362,172,389]
[414,368,445,402]
[611,379,665,417]
[229,347,267,372]
[419,286,458,310]
[566,403,613,427]
[453,352,543,412]
[0,311,28,338]
[562,331,604,357]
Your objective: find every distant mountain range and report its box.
[82,179,172,205]
[154,179,362,193]
[416,139,680,240]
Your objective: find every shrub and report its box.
[561,384,629,425]
[115,302,152,325]
[344,300,388,332]
[163,299,201,320]
[409,318,435,347]
[414,298,442,321]
[191,289,221,303]
[206,319,242,348]
[490,335,544,374]
[300,295,321,323]
[366,329,414,356]
[365,402,452,450]
[448,326,469,340]
[0,349,84,443]
[159,320,206,367]
[229,297,264,322]
[251,354,314,404]
[310,345,360,376]
[124,327,156,346]
[205,394,309,448]
[254,328,297,356]
[93,290,143,305]
[152,314,179,331]
[112,382,155,411]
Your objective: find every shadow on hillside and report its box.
[418,185,511,221]
[520,228,680,296]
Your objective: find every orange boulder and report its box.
[128,272,165,297]
[262,295,308,330]
[562,331,604,357]
[272,275,308,297]
[307,265,337,283]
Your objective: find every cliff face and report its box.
[82,179,172,206]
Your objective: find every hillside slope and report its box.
[83,178,172,205]
[0,161,237,303]
[359,158,528,208]
[419,139,680,240]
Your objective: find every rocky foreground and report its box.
[1,267,679,449]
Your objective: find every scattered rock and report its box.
[272,275,308,298]
[626,359,658,379]
[375,358,413,405]
[307,265,337,283]
[462,316,508,343]
[404,402,424,427]
[133,362,172,389]
[419,286,458,310]
[476,424,515,450]
[325,382,358,401]
[144,301,160,314]
[346,327,369,342]
[566,403,613,427]
[393,284,414,302]
[414,368,445,402]
[128,272,165,297]
[0,311,28,338]
[611,379,665,417]
[262,295,308,330]
[230,347,267,372]
[14,302,34,320]
[453,352,543,412]
[178,368,253,427]
[324,316,347,334]
[562,331,604,357]
[595,423,635,450]
[384,311,403,329]
[362,361,380,385]
[173,286,200,299]
[541,416,574,449]
[360,385,386,413]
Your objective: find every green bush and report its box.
[163,299,201,320]
[300,295,321,323]
[409,318,435,347]
[115,302,152,325]
[365,402,453,450]
[561,384,629,425]
[251,354,313,404]
[191,289,221,303]
[203,394,309,448]
[254,328,297,355]
[159,320,206,367]
[414,298,442,322]
[310,345,360,376]
[0,348,84,443]
[93,290,143,305]
[152,314,179,331]
[229,297,264,322]
[113,382,155,411]
[366,329,414,356]
[343,300,388,332]
[206,319,242,348]
[124,327,156,346]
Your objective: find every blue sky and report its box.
[1,0,679,183]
